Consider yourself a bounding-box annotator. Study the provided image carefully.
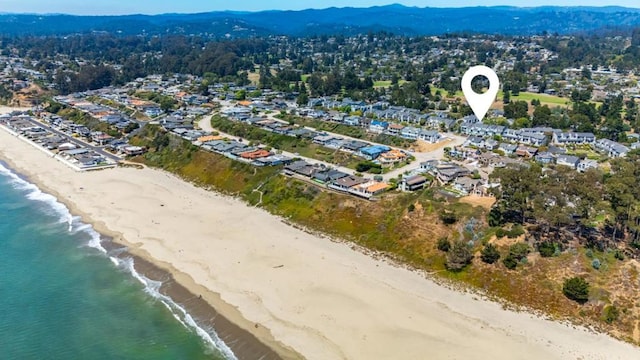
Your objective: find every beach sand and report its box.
[1,113,639,359]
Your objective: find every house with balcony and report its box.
[369,120,389,134]
[418,130,441,143]
[552,132,596,145]
[594,139,630,158]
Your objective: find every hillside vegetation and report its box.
[130,125,640,344]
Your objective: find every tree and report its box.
[480,243,501,264]
[446,241,473,271]
[532,105,551,126]
[504,100,528,119]
[562,277,590,304]
[502,90,511,104]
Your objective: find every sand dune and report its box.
[1,122,639,360]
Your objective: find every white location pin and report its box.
[461,65,500,122]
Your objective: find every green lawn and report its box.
[497,91,570,106]
[430,87,463,98]
[373,80,408,88]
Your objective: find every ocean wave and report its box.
[119,257,237,360]
[0,162,106,253]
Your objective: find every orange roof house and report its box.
[240,149,271,160]
[364,182,390,195]
[197,135,224,143]
[378,149,408,164]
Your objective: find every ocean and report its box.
[0,162,231,360]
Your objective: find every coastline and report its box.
[0,153,293,360]
[1,113,640,359]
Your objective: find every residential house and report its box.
[577,159,599,172]
[387,123,405,136]
[498,143,518,155]
[594,139,630,158]
[460,123,506,138]
[535,152,554,165]
[400,175,429,191]
[420,160,439,173]
[483,139,499,150]
[556,154,580,168]
[312,169,349,183]
[465,136,485,148]
[453,177,485,196]
[435,164,471,183]
[378,149,407,165]
[552,132,596,145]
[418,130,441,143]
[369,120,389,134]
[313,134,339,145]
[341,140,369,153]
[502,129,547,146]
[516,145,538,158]
[358,145,391,160]
[400,126,421,140]
[478,152,498,166]
[240,149,272,160]
[329,175,368,192]
[343,116,361,126]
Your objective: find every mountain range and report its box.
[2,5,640,37]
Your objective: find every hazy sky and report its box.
[0,1,639,15]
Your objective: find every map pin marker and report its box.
[461,65,500,122]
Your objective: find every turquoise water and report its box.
[0,163,229,360]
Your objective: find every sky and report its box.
[0,1,639,15]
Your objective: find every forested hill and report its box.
[2,5,640,37]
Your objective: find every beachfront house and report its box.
[357,145,391,160]
[400,175,429,191]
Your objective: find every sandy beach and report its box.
[1,112,639,359]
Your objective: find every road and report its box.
[25,117,122,162]
[198,113,467,181]
[197,115,358,176]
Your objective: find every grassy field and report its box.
[373,80,408,88]
[497,91,571,106]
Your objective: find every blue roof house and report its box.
[358,145,391,160]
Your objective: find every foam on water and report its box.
[120,257,238,360]
[0,162,107,253]
[0,162,237,359]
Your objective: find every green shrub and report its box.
[614,250,625,261]
[603,305,620,324]
[445,241,473,271]
[509,242,530,261]
[480,243,501,264]
[592,258,601,270]
[439,210,458,225]
[506,225,525,238]
[562,277,590,304]
[538,242,556,257]
[437,237,451,252]
[502,254,518,270]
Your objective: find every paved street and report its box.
[25,117,122,162]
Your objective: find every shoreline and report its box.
[0,155,295,360]
[1,113,640,359]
